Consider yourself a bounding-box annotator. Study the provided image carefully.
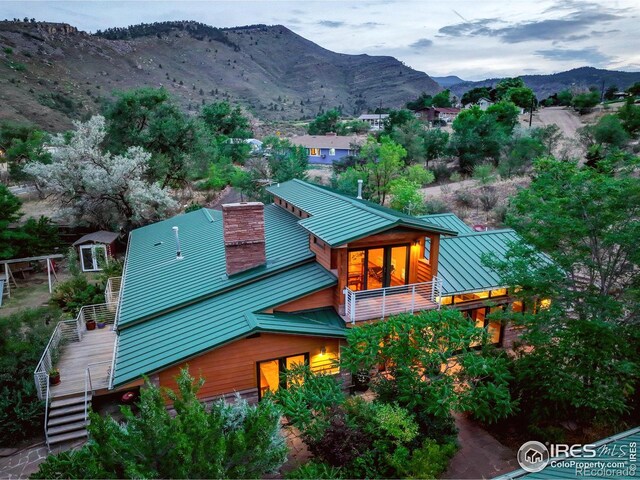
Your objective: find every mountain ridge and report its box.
[447,67,640,100]
[0,20,441,131]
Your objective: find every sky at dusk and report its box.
[2,0,639,80]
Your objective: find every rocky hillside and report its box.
[0,20,441,131]
[448,67,640,100]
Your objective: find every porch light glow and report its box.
[320,346,326,356]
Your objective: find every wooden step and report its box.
[47,420,87,436]
[50,394,90,409]
[48,403,86,417]
[48,429,88,445]
[48,412,87,427]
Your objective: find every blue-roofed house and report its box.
[287,133,365,164]
[35,179,545,446]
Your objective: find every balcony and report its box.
[343,277,443,324]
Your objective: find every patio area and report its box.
[50,327,116,398]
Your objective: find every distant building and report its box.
[416,107,461,125]
[287,134,365,164]
[477,97,494,111]
[357,113,389,131]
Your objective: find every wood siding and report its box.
[310,236,332,270]
[157,334,341,401]
[417,258,431,282]
[273,287,335,312]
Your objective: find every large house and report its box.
[357,113,389,131]
[416,107,461,125]
[287,134,364,164]
[35,179,540,446]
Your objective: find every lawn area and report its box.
[0,269,71,318]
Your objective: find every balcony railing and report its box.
[105,276,122,306]
[343,277,443,324]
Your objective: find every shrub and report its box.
[405,164,435,186]
[49,249,105,315]
[423,198,448,214]
[395,439,457,479]
[0,307,60,445]
[450,171,462,183]
[34,369,287,479]
[478,186,499,213]
[431,162,451,183]
[454,188,475,208]
[3,47,13,54]
[472,163,496,185]
[286,461,343,479]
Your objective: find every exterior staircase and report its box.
[46,394,91,446]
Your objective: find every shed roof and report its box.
[117,205,313,326]
[267,179,457,246]
[287,135,365,150]
[112,262,339,386]
[72,231,119,246]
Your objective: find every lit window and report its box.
[309,148,321,156]
[490,288,508,298]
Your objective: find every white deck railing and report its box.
[343,277,443,324]
[104,277,121,306]
[34,302,117,401]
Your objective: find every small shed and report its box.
[72,231,119,272]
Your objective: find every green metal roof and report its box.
[112,262,339,386]
[494,427,640,479]
[417,213,474,235]
[118,204,313,326]
[434,229,523,295]
[251,309,347,338]
[266,179,457,246]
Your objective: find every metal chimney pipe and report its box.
[172,226,183,260]
[357,179,363,199]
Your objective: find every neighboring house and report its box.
[36,180,548,445]
[357,113,389,131]
[72,231,119,272]
[477,97,494,111]
[416,107,461,125]
[287,134,364,164]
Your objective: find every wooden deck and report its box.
[50,327,116,398]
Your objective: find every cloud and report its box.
[318,20,345,28]
[438,4,626,44]
[534,47,614,65]
[409,38,433,48]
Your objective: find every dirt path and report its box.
[421,179,477,199]
[532,106,584,139]
[442,413,517,479]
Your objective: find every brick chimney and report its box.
[222,202,266,276]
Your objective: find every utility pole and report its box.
[378,100,383,130]
[529,96,534,128]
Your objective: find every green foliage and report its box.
[449,105,512,173]
[395,439,457,479]
[494,77,526,101]
[3,47,13,54]
[308,109,341,135]
[505,86,535,110]
[571,90,600,114]
[38,92,78,116]
[557,89,573,106]
[406,92,433,111]
[506,156,640,303]
[404,164,435,186]
[286,461,343,479]
[0,121,51,180]
[261,135,309,183]
[604,85,619,101]
[423,128,449,166]
[33,368,287,479]
[618,98,640,135]
[499,134,545,177]
[431,89,452,108]
[389,178,425,214]
[627,82,640,96]
[331,167,367,197]
[50,249,105,315]
[423,198,448,214]
[0,307,59,445]
[383,109,415,133]
[0,186,60,260]
[341,310,516,433]
[472,163,497,185]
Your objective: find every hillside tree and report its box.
[24,116,176,231]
